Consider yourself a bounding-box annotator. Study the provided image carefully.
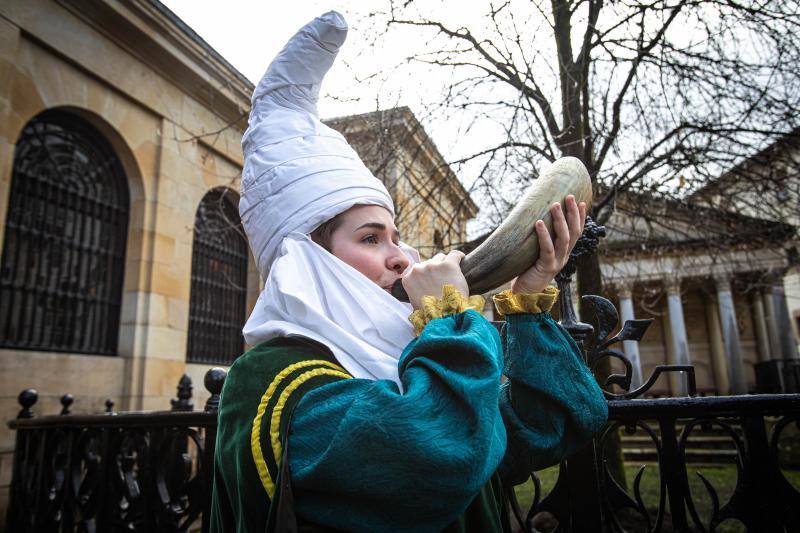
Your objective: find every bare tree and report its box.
[358,0,799,298]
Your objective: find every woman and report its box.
[210,11,607,533]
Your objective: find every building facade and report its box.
[598,189,798,397]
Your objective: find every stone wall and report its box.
[0,0,255,524]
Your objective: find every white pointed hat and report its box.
[239,11,394,279]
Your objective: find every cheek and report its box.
[335,245,385,281]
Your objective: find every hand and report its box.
[402,250,468,310]
[511,195,586,294]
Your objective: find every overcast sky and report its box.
[160,1,414,116]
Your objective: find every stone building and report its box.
[0,0,475,522]
[689,130,800,339]
[599,181,798,397]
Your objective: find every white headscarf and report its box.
[239,11,418,387]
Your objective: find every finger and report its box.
[551,202,570,259]
[579,202,587,234]
[566,196,581,247]
[444,250,465,265]
[404,263,420,279]
[536,220,555,261]
[432,252,446,263]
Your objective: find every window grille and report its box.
[0,111,129,354]
[186,189,247,365]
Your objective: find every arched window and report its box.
[0,110,129,354]
[186,189,247,365]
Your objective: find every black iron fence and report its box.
[6,218,800,532]
[10,373,800,532]
[510,395,800,532]
[6,371,225,533]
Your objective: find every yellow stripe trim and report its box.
[269,367,351,496]
[250,359,346,498]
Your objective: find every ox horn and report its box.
[391,157,592,301]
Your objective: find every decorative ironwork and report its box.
[186,189,248,365]
[556,216,607,347]
[6,369,226,533]
[581,295,696,400]
[0,110,129,355]
[171,374,194,412]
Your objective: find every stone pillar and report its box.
[752,292,771,362]
[617,285,644,389]
[704,296,730,395]
[770,279,799,359]
[665,279,691,396]
[763,287,782,360]
[714,275,747,394]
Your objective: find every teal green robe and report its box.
[210,310,607,532]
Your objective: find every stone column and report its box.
[714,275,747,394]
[762,286,782,360]
[617,285,644,389]
[751,292,771,362]
[665,279,691,396]
[770,279,799,359]
[704,296,730,395]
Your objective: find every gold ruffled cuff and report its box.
[493,286,559,317]
[408,284,486,336]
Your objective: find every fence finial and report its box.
[60,394,74,415]
[171,374,194,411]
[204,367,227,412]
[17,389,37,419]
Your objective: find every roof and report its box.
[600,186,797,255]
[689,128,800,200]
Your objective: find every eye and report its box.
[362,234,379,244]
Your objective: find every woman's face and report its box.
[328,205,410,293]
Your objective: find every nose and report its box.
[387,244,410,274]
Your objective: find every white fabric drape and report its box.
[243,234,418,386]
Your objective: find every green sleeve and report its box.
[287,309,508,532]
[210,337,349,533]
[497,312,608,486]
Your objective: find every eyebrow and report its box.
[354,222,401,240]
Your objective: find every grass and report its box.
[513,463,800,532]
